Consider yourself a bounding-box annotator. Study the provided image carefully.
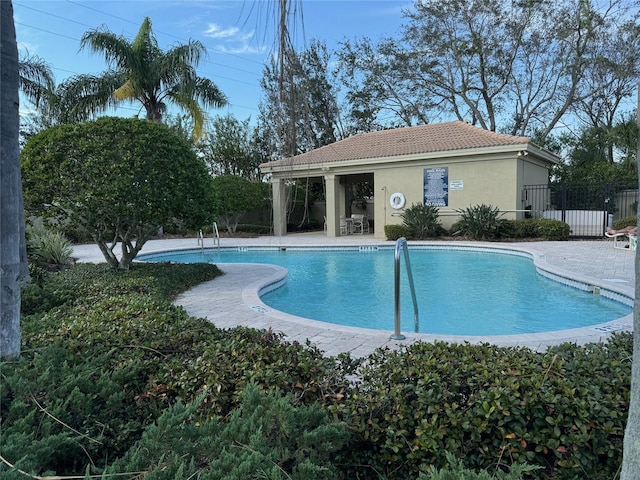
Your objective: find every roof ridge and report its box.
[260,121,535,169]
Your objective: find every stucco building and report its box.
[259,121,560,238]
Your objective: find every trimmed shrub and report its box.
[236,223,272,234]
[505,219,538,239]
[612,215,637,230]
[385,224,414,240]
[402,203,446,239]
[534,218,570,240]
[331,337,631,480]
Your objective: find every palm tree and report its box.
[1,0,27,359]
[60,17,227,140]
[18,52,55,109]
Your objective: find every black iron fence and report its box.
[523,183,638,237]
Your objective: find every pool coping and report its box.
[158,241,635,356]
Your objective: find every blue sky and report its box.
[14,0,412,124]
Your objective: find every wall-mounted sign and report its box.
[424,167,449,207]
[449,180,464,190]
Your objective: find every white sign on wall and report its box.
[449,180,464,190]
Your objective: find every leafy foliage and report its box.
[331,337,632,480]
[613,215,637,230]
[25,224,72,267]
[384,224,414,241]
[534,219,571,241]
[7,262,355,477]
[401,203,446,239]
[453,204,507,240]
[336,0,640,139]
[201,115,263,180]
[259,39,343,158]
[212,174,270,234]
[105,383,349,479]
[419,452,540,480]
[21,117,214,269]
[59,17,226,140]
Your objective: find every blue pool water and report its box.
[139,247,632,335]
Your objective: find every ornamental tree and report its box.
[21,117,214,269]
[212,175,269,234]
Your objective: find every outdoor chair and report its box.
[605,230,637,251]
[340,217,350,235]
[351,214,369,234]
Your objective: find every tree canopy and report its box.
[336,0,640,141]
[212,175,269,234]
[21,117,214,269]
[58,17,227,140]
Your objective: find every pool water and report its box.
[139,247,632,335]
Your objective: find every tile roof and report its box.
[260,121,531,170]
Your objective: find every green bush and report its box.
[419,452,540,479]
[402,203,446,239]
[504,219,538,239]
[236,223,272,234]
[612,215,637,230]
[26,224,73,267]
[331,337,631,480]
[384,224,414,240]
[8,262,356,477]
[453,204,509,240]
[104,383,349,479]
[0,346,148,476]
[534,218,570,240]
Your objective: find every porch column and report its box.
[272,177,287,236]
[324,173,341,237]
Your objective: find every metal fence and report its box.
[523,183,638,237]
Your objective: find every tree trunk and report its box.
[0,0,24,360]
[620,83,640,480]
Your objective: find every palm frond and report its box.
[58,71,126,122]
[80,27,135,70]
[18,53,55,107]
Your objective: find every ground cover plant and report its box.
[1,262,632,478]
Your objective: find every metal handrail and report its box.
[198,222,220,249]
[213,222,220,248]
[391,237,419,340]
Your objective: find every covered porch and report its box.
[270,171,375,237]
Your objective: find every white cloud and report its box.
[204,23,241,39]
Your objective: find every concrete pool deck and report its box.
[73,235,636,358]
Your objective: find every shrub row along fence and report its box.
[523,183,638,237]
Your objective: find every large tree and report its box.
[338,0,640,140]
[59,17,227,140]
[212,175,269,234]
[1,0,27,359]
[259,39,344,158]
[201,115,263,181]
[21,117,214,270]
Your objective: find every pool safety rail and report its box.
[198,222,220,249]
[392,237,419,340]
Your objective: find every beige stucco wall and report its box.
[372,152,548,236]
[265,147,556,239]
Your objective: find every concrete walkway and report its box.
[73,235,636,358]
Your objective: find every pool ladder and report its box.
[198,222,220,250]
[391,237,419,340]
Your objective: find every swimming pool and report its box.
[139,246,632,336]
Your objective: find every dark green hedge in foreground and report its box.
[1,263,632,479]
[332,337,630,480]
